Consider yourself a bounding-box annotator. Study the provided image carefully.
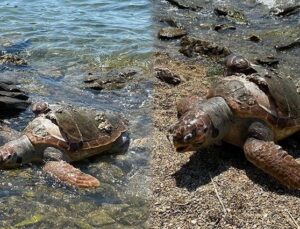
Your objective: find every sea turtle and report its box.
[170,73,300,189]
[0,102,129,188]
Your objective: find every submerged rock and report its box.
[257,26,300,52]
[214,6,247,24]
[275,38,300,51]
[255,56,279,67]
[84,68,138,91]
[1,39,31,55]
[165,0,203,11]
[271,4,300,17]
[158,17,179,27]
[87,210,115,227]
[213,24,236,32]
[248,34,261,43]
[180,36,231,58]
[0,53,27,66]
[105,204,148,226]
[158,27,187,40]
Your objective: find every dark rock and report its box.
[159,17,178,27]
[180,36,231,58]
[165,0,203,11]
[155,67,182,85]
[0,80,30,119]
[248,35,261,43]
[270,5,300,17]
[275,38,300,51]
[158,27,187,40]
[214,24,236,32]
[84,68,138,91]
[214,6,247,24]
[255,56,279,67]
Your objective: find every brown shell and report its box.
[24,105,127,161]
[207,74,300,130]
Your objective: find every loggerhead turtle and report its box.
[0,102,129,188]
[171,73,300,189]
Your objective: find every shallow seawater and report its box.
[0,0,152,228]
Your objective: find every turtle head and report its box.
[170,109,219,152]
[170,97,233,153]
[0,136,37,168]
[0,142,27,168]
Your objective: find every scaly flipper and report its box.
[43,161,100,188]
[244,138,300,189]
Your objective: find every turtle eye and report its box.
[203,126,208,133]
[183,133,194,142]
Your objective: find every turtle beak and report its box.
[174,135,206,153]
[175,143,201,153]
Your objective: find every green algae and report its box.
[15,214,44,227]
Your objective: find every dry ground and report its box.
[149,53,300,229]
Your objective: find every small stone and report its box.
[214,24,236,32]
[191,219,197,224]
[155,67,182,85]
[248,35,261,43]
[158,27,187,40]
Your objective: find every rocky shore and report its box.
[150,0,300,228]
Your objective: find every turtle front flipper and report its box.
[43,161,100,188]
[244,138,300,189]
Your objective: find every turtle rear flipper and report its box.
[43,161,100,188]
[244,138,300,189]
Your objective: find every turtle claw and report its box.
[244,138,300,189]
[43,161,100,188]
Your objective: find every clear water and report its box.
[0,0,152,228]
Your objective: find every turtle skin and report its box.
[172,73,300,189]
[0,104,129,188]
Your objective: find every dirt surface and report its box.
[150,52,300,229]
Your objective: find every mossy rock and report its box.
[105,204,148,226]
[214,6,247,24]
[87,209,116,227]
